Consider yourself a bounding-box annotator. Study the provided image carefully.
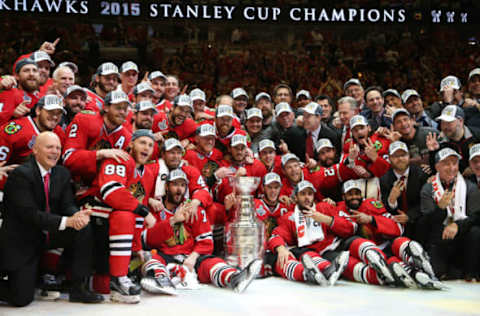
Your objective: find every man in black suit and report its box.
[284,101,341,162]
[380,141,428,242]
[0,132,103,306]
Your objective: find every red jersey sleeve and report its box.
[316,203,358,237]
[98,158,140,212]
[268,212,296,252]
[62,113,98,177]
[191,207,214,255]
[0,90,22,125]
[361,199,403,238]
[183,165,213,208]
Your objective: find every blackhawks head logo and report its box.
[165,223,190,246]
[4,122,21,135]
[93,139,112,150]
[129,181,146,203]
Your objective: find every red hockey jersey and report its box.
[152,111,197,140]
[145,205,214,256]
[86,156,155,218]
[0,88,42,124]
[335,199,403,246]
[62,111,131,185]
[184,148,224,187]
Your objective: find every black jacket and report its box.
[0,157,78,270]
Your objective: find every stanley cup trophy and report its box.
[225,176,265,269]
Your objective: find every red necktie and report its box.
[400,175,408,212]
[306,132,314,160]
[44,173,50,213]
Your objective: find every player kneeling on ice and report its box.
[268,180,349,286]
[141,169,262,294]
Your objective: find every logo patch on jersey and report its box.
[374,140,382,151]
[371,201,384,209]
[201,160,219,180]
[264,217,278,239]
[160,210,166,221]
[93,139,112,150]
[256,206,266,217]
[28,135,36,149]
[129,181,146,203]
[165,223,190,246]
[164,131,179,140]
[81,110,96,115]
[157,120,168,131]
[23,95,32,103]
[4,122,21,135]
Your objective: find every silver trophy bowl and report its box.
[225,177,264,269]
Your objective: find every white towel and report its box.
[154,159,170,199]
[431,172,467,225]
[294,206,325,247]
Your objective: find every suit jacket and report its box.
[0,157,78,270]
[283,123,341,162]
[380,164,428,224]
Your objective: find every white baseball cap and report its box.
[163,138,184,152]
[294,180,316,194]
[246,108,263,120]
[174,94,192,109]
[263,172,282,186]
[120,61,139,73]
[350,115,369,129]
[37,95,66,114]
[281,153,300,167]
[167,168,188,183]
[96,62,119,76]
[255,92,271,103]
[231,87,248,99]
[435,147,461,164]
[149,71,167,81]
[401,89,420,104]
[469,144,480,161]
[196,124,216,137]
[343,179,363,194]
[216,105,234,118]
[105,91,130,105]
[440,75,461,91]
[275,102,293,116]
[468,68,480,81]
[315,138,334,152]
[302,102,322,116]
[190,88,206,102]
[344,78,362,91]
[259,139,275,152]
[230,134,247,147]
[389,141,409,155]
[436,105,464,122]
[296,90,311,100]
[134,100,158,113]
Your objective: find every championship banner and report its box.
[0,1,476,24]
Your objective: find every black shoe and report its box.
[69,281,104,303]
[230,259,262,293]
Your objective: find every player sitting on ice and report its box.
[268,180,350,286]
[328,180,444,289]
[141,169,262,294]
